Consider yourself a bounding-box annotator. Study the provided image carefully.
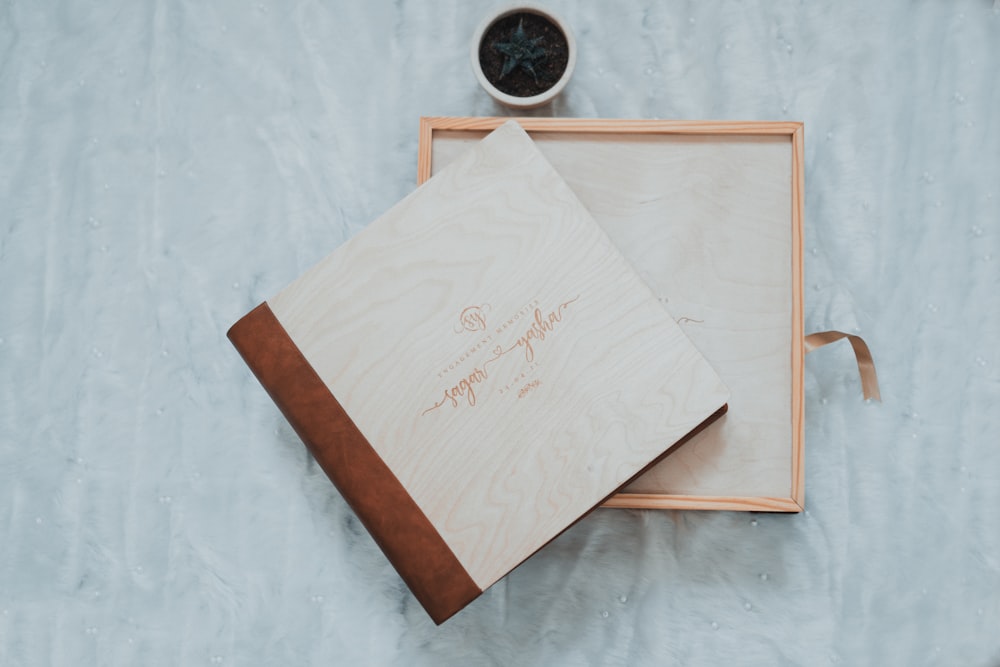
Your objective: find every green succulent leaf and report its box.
[500,55,519,78]
[491,18,548,84]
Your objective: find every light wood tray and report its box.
[418,117,805,512]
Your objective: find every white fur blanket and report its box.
[1,1,997,664]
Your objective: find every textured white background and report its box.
[1,1,998,665]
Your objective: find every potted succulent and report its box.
[470,4,576,109]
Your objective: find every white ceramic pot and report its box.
[470,4,576,109]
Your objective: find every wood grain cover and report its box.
[231,120,730,621]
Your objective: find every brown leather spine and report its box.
[227,302,481,625]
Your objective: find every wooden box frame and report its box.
[417,117,804,512]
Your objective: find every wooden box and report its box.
[418,117,805,512]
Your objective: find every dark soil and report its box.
[479,12,569,98]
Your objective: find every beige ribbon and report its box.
[804,331,881,402]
